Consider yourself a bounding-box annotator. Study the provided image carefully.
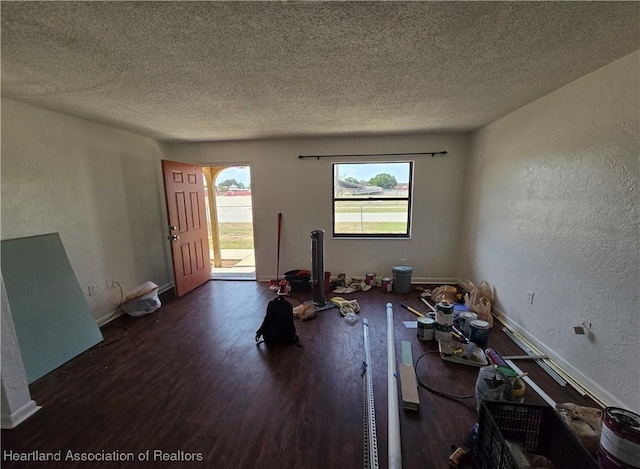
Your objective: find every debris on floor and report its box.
[292,304,318,321]
[331,273,371,293]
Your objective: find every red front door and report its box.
[162,160,211,297]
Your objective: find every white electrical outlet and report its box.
[527,291,534,305]
[106,278,118,289]
[88,284,97,296]
[368,251,373,261]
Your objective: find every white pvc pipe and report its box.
[387,303,402,469]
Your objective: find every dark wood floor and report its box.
[2,281,598,469]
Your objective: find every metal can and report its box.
[436,301,454,326]
[435,322,453,343]
[469,319,489,347]
[365,273,376,286]
[459,311,478,335]
[453,303,469,328]
[599,407,640,469]
[381,277,393,292]
[417,317,435,341]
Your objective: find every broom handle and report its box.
[276,212,282,278]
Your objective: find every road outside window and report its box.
[333,162,413,238]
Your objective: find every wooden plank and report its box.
[399,363,420,410]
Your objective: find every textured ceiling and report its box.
[2,1,639,142]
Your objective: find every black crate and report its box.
[284,270,310,291]
[474,401,598,469]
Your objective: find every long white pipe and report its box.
[387,303,402,469]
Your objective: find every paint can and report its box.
[417,317,435,341]
[469,319,489,347]
[436,301,454,326]
[365,273,376,286]
[453,304,469,328]
[381,277,393,292]
[599,407,640,469]
[459,312,478,336]
[435,322,453,343]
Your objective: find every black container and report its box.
[284,270,311,291]
[474,401,598,469]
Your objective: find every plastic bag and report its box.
[121,281,161,317]
[474,366,516,413]
[556,403,602,455]
[292,304,318,321]
[463,279,494,327]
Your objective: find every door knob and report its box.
[168,234,179,241]
[169,225,177,231]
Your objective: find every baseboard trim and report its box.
[96,281,174,327]
[258,276,461,285]
[96,310,125,327]
[410,277,460,285]
[492,305,625,410]
[1,400,41,429]
[157,282,174,294]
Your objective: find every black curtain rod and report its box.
[298,150,447,160]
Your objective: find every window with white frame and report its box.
[333,162,413,238]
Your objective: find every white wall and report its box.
[1,98,171,323]
[460,52,640,412]
[163,133,469,283]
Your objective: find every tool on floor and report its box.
[502,326,567,386]
[448,422,478,468]
[485,348,519,379]
[501,354,549,360]
[451,324,470,344]
[486,348,527,398]
[400,302,425,318]
[362,318,379,469]
[420,296,437,313]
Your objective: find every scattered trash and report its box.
[463,279,494,327]
[344,312,358,324]
[331,273,372,293]
[330,297,360,317]
[273,279,291,295]
[292,304,318,321]
[430,285,460,303]
[556,402,603,455]
[448,422,478,468]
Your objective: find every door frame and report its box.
[201,163,257,280]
